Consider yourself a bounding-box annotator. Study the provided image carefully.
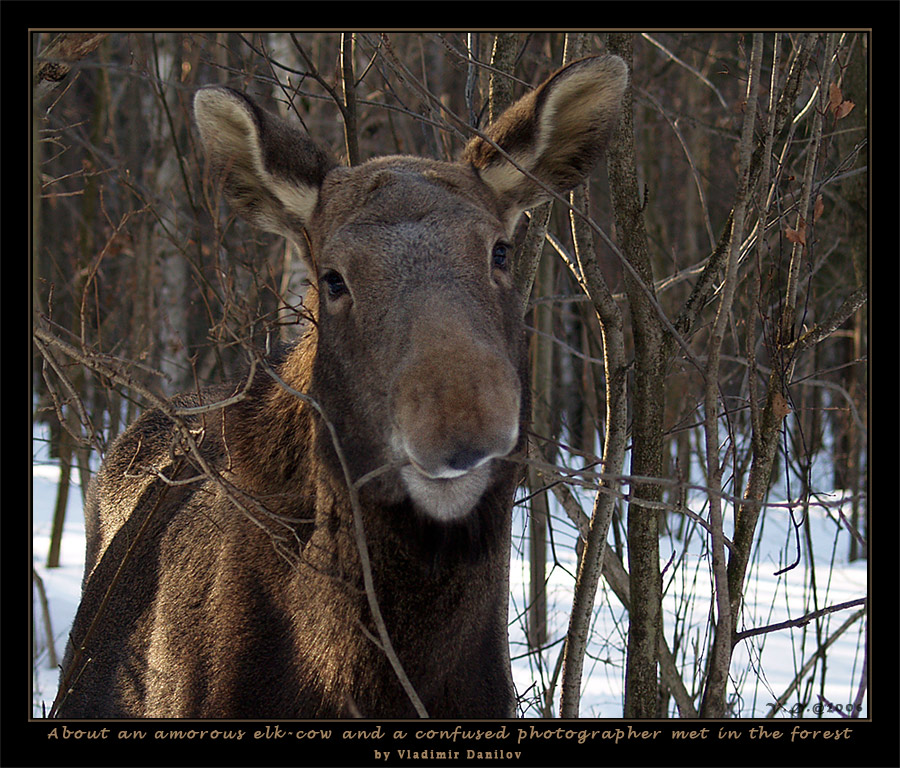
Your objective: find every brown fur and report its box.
[56,56,627,718]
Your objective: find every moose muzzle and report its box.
[391,320,521,521]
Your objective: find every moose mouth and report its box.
[406,448,492,480]
[399,458,495,523]
[388,423,517,522]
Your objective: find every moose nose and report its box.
[399,419,519,481]
[446,447,489,473]
[392,310,522,492]
[393,359,521,481]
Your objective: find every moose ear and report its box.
[193,87,334,239]
[462,55,628,224]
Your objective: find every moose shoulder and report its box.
[55,55,627,719]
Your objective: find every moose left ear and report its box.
[462,55,628,224]
[193,87,334,242]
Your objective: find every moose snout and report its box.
[403,427,519,481]
[395,382,520,479]
[392,338,521,519]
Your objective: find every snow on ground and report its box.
[31,425,867,719]
[32,461,86,716]
[504,482,867,719]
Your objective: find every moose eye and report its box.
[491,241,511,271]
[320,270,349,301]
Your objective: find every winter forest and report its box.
[32,31,868,733]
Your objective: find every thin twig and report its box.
[641,33,729,110]
[734,598,866,643]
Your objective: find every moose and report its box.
[55,54,628,718]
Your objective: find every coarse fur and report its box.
[55,55,627,719]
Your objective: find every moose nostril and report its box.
[446,447,488,473]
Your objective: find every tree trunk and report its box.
[46,428,72,569]
[606,33,665,719]
[527,250,554,651]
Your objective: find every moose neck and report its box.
[299,470,516,718]
[287,375,518,718]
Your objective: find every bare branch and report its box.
[641,33,728,110]
[735,598,866,643]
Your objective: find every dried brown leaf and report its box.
[785,218,807,246]
[813,195,825,222]
[827,82,855,120]
[828,82,843,113]
[772,391,792,420]
[834,100,855,120]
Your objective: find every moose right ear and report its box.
[462,55,628,226]
[193,87,334,239]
